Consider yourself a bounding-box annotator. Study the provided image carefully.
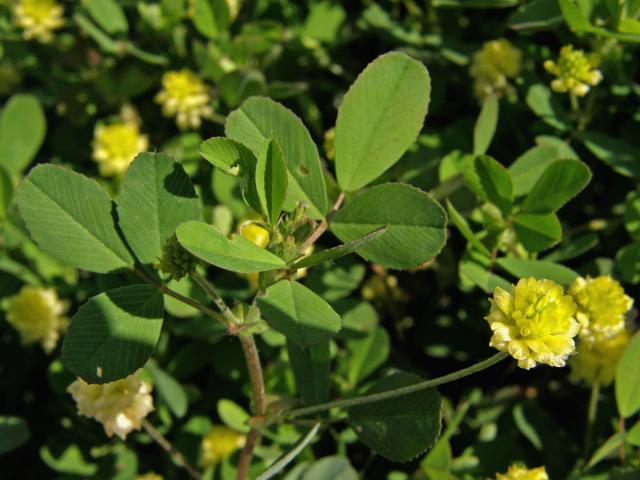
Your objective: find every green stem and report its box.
[142,419,202,480]
[133,268,226,325]
[569,92,579,113]
[188,272,266,480]
[430,175,464,201]
[190,271,237,325]
[584,382,600,459]
[286,352,509,419]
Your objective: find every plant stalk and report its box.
[190,271,237,325]
[142,419,202,480]
[187,272,267,480]
[299,192,345,254]
[133,268,226,325]
[583,382,600,459]
[286,352,508,419]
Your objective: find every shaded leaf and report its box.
[226,97,328,218]
[256,139,288,224]
[118,153,202,265]
[473,96,499,155]
[513,213,562,253]
[348,372,442,462]
[62,285,164,384]
[496,258,578,284]
[616,332,640,417]
[0,417,30,455]
[331,183,447,270]
[522,159,591,214]
[257,280,341,346]
[288,340,331,405]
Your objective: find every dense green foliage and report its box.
[1,1,640,479]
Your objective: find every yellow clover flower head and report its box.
[13,0,64,43]
[470,39,522,100]
[570,328,630,386]
[155,69,213,130]
[6,286,68,354]
[544,45,603,97]
[200,425,246,467]
[568,275,633,343]
[485,278,580,369]
[92,122,149,177]
[135,473,163,480]
[496,464,549,480]
[67,372,154,440]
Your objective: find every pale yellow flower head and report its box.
[6,286,68,353]
[469,39,522,100]
[571,328,630,386]
[92,122,149,177]
[496,464,549,480]
[67,372,154,440]
[13,0,64,43]
[199,425,246,467]
[485,278,580,369]
[135,473,163,480]
[544,45,602,97]
[568,275,633,343]
[155,69,213,130]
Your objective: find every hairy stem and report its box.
[236,334,267,480]
[286,352,509,419]
[430,174,464,201]
[142,419,202,480]
[187,272,266,480]
[190,271,237,325]
[133,268,226,325]
[299,192,345,254]
[584,382,600,459]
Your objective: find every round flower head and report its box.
[136,473,163,480]
[92,122,149,177]
[485,278,580,369]
[571,328,630,386]
[544,45,603,97]
[469,39,522,100]
[496,464,549,480]
[200,425,246,467]
[13,0,64,43]
[67,372,154,440]
[155,69,213,130]
[568,275,633,343]
[6,286,68,353]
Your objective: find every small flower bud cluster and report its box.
[13,0,64,43]
[155,69,213,130]
[67,372,154,440]
[469,39,522,100]
[156,235,198,280]
[544,45,602,97]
